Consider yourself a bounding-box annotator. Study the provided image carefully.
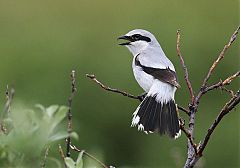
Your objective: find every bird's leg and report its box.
[137,92,147,102]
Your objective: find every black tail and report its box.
[131,95,181,139]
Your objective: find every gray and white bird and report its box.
[118,29,181,139]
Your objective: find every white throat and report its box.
[126,41,149,56]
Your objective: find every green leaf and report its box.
[48,131,68,143]
[35,104,46,113]
[76,151,84,168]
[49,106,68,132]
[64,157,75,168]
[46,105,59,117]
[26,109,40,125]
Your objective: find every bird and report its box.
[118,29,181,139]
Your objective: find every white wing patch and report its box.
[174,130,181,139]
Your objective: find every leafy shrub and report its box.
[0,104,70,167]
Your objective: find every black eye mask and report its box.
[131,34,151,42]
[118,34,151,45]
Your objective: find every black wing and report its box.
[135,56,180,88]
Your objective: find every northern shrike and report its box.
[118,29,181,139]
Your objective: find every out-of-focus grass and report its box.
[0,0,239,167]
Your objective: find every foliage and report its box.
[64,151,84,168]
[0,104,70,167]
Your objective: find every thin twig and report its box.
[177,105,190,116]
[201,26,239,88]
[196,26,240,103]
[2,85,15,119]
[66,70,77,157]
[86,74,140,100]
[197,90,240,156]
[177,30,197,168]
[64,71,110,168]
[220,87,235,97]
[70,144,109,168]
[58,144,67,168]
[203,71,240,93]
[180,124,197,154]
[222,71,240,85]
[41,145,50,168]
[183,26,240,168]
[177,30,195,105]
[0,85,15,134]
[86,74,190,115]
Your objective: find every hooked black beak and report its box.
[117,35,132,45]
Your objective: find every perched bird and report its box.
[118,29,181,139]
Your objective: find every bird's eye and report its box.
[132,34,142,40]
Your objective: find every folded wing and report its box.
[135,56,180,88]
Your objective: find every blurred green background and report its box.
[0,0,239,167]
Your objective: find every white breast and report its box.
[132,59,154,92]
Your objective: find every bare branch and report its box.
[180,26,240,168]
[177,30,197,168]
[196,26,240,103]
[70,144,110,168]
[41,145,50,168]
[177,30,195,104]
[180,124,197,154]
[2,85,15,118]
[86,74,189,115]
[62,71,111,168]
[177,105,190,116]
[66,70,77,157]
[197,90,240,156]
[220,87,235,97]
[222,71,240,85]
[201,26,239,88]
[203,71,240,93]
[86,74,140,100]
[86,27,239,168]
[0,85,15,134]
[58,144,67,168]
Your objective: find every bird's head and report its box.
[118,29,159,55]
